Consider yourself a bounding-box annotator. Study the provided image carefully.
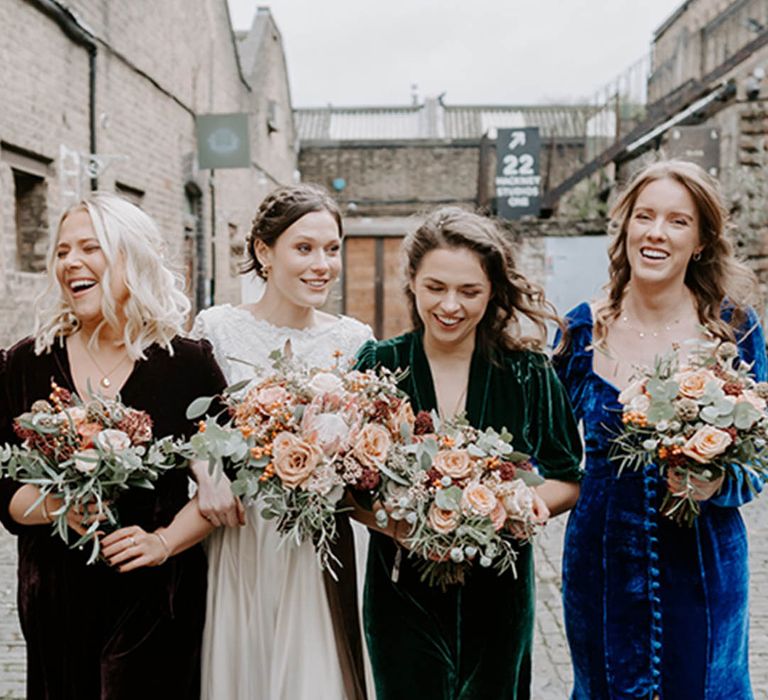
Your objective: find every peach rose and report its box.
[432,449,472,480]
[461,482,498,517]
[490,500,507,531]
[618,378,646,405]
[307,372,344,397]
[390,400,416,436]
[680,425,733,464]
[77,422,103,449]
[427,502,460,534]
[249,385,290,412]
[73,448,99,474]
[353,424,391,468]
[675,369,723,400]
[271,431,321,488]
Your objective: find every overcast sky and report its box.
[227,0,682,108]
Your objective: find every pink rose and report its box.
[73,448,99,474]
[307,372,344,397]
[95,429,132,452]
[302,408,351,456]
[617,378,646,406]
[271,431,321,488]
[497,481,534,520]
[432,449,472,480]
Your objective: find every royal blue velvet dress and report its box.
[553,302,766,700]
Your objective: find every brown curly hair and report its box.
[402,207,564,358]
[242,183,342,278]
[592,159,759,348]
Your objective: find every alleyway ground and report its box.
[0,501,766,698]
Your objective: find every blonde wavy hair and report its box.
[592,160,759,348]
[34,192,191,358]
[403,207,564,357]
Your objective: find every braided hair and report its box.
[243,184,343,278]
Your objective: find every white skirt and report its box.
[201,502,348,700]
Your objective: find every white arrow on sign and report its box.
[508,131,526,150]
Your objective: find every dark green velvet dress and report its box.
[355,331,582,700]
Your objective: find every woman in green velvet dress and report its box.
[354,207,583,699]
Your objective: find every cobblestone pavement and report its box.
[532,499,768,700]
[0,501,766,699]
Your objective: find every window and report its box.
[115,182,145,207]
[13,169,49,273]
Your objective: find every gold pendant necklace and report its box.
[78,335,129,389]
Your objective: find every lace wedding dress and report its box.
[193,305,373,700]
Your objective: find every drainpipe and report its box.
[25,0,98,189]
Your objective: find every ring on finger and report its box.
[129,536,137,547]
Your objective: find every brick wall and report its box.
[0,0,296,348]
[300,136,587,219]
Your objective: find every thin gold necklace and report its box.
[78,334,129,389]
[437,382,468,420]
[620,314,682,339]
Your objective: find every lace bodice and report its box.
[192,304,374,385]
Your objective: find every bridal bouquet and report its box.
[375,411,544,588]
[184,351,410,571]
[612,339,768,525]
[0,382,178,562]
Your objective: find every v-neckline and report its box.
[584,305,625,398]
[55,337,143,402]
[408,332,491,427]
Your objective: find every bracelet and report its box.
[40,497,52,524]
[152,531,171,565]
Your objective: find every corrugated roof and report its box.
[295,102,597,141]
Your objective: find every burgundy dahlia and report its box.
[414,411,434,436]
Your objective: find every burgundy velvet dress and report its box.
[0,336,226,700]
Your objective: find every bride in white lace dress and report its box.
[192,185,373,700]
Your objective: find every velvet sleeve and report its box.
[523,354,583,483]
[0,347,27,535]
[551,304,592,421]
[353,339,379,372]
[711,307,768,508]
[180,338,227,438]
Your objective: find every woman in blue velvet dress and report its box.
[355,207,583,699]
[554,160,766,699]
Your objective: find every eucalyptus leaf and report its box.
[515,470,545,487]
[647,401,675,424]
[224,379,251,395]
[186,396,214,420]
[377,460,410,486]
[434,485,462,511]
